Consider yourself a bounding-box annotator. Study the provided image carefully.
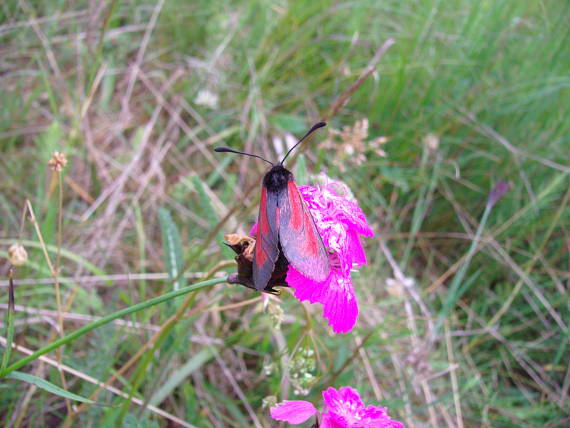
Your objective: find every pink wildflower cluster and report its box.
[287,183,373,333]
[270,386,404,427]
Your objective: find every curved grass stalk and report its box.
[0,276,228,377]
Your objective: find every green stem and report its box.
[0,276,228,376]
[0,270,15,372]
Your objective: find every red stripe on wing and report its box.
[287,180,303,230]
[287,180,319,256]
[302,209,318,257]
[255,188,269,265]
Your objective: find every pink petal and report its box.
[270,400,318,424]
[320,412,346,428]
[323,386,364,414]
[322,387,406,428]
[347,230,367,266]
[287,267,358,334]
[370,419,407,428]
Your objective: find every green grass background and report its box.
[1,0,568,426]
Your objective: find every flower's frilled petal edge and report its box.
[324,387,407,428]
[270,400,318,424]
[369,414,407,428]
[320,386,362,428]
[364,401,407,428]
[323,386,364,413]
[347,230,367,266]
[298,184,374,238]
[298,184,372,269]
[287,267,358,334]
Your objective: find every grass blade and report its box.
[0,269,15,372]
[5,371,98,404]
[158,208,185,291]
[0,276,227,376]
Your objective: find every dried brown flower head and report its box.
[8,243,28,266]
[319,119,388,172]
[48,151,67,172]
[224,233,288,293]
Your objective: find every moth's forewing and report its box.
[278,179,330,282]
[252,186,280,290]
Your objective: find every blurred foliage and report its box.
[1,0,568,427]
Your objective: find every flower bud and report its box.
[8,243,28,266]
[48,151,67,172]
[488,181,510,207]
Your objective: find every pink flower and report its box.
[270,386,404,428]
[287,183,373,333]
[251,182,373,333]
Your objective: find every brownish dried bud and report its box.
[8,243,28,266]
[48,151,67,172]
[224,233,289,293]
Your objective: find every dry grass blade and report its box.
[24,199,71,413]
[445,320,464,428]
[121,0,165,114]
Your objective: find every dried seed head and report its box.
[8,243,28,266]
[319,118,388,171]
[48,151,67,172]
[424,133,440,152]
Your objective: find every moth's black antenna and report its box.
[214,146,273,166]
[280,122,326,165]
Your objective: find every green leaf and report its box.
[5,371,100,404]
[158,208,185,291]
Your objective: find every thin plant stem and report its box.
[24,198,72,411]
[56,169,72,414]
[0,269,15,372]
[0,276,228,377]
[56,175,64,333]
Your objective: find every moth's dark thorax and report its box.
[263,165,292,193]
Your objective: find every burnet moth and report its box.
[215,122,331,291]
